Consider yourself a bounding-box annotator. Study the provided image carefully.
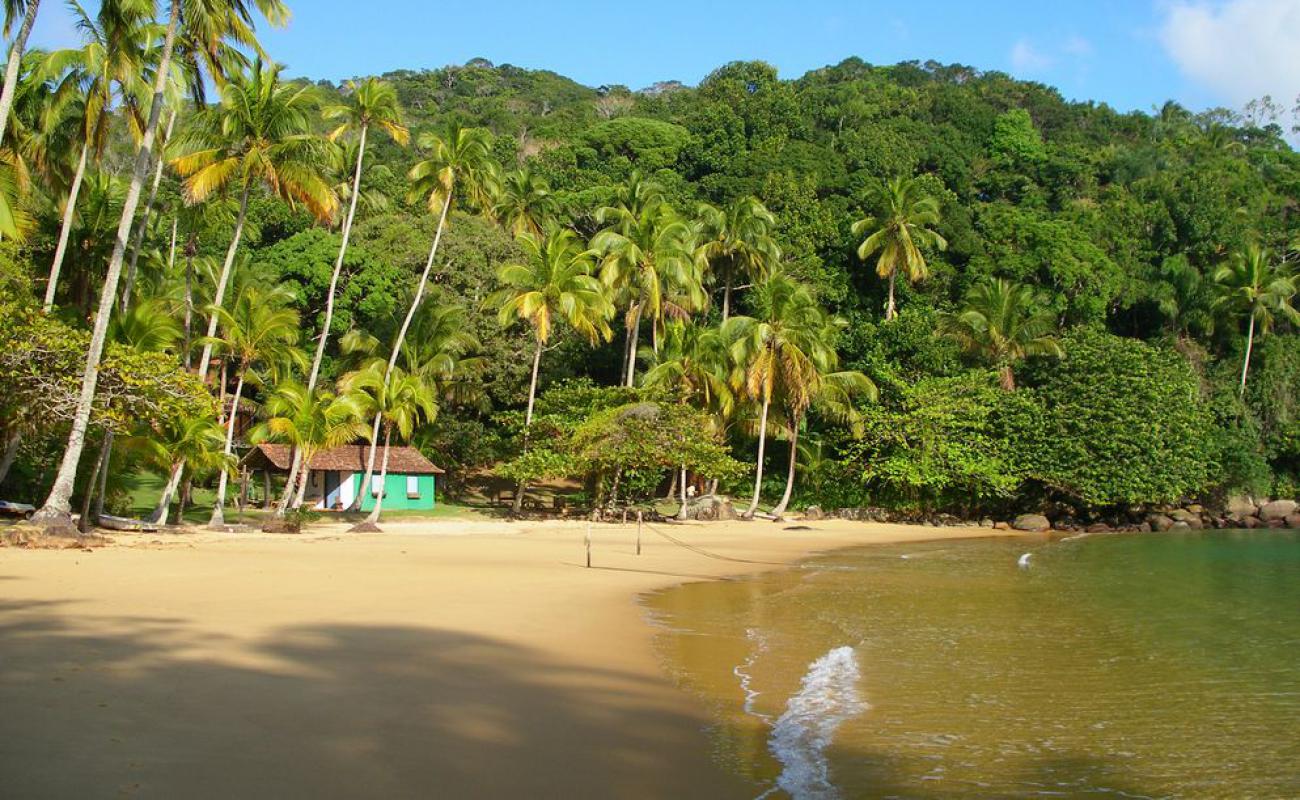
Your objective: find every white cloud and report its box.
[1010,39,1052,73]
[1062,35,1093,57]
[1160,0,1300,108]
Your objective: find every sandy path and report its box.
[0,518,995,799]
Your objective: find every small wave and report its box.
[767,646,868,799]
[735,628,773,722]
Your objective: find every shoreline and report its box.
[0,518,1004,798]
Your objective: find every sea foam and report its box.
[766,645,868,799]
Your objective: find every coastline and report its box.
[0,518,1002,798]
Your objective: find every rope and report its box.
[641,520,788,566]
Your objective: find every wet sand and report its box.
[0,517,994,798]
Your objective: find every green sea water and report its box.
[647,531,1300,799]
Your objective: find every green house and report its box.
[245,443,444,511]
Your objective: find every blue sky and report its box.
[29,1,1300,121]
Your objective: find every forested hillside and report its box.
[5,46,1299,523]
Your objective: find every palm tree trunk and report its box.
[999,365,1016,391]
[152,462,184,526]
[1239,313,1256,397]
[885,271,897,321]
[31,1,180,525]
[771,416,800,518]
[209,367,245,527]
[676,463,688,520]
[364,425,393,524]
[276,447,302,515]
[307,123,367,393]
[292,451,312,509]
[0,427,20,484]
[624,306,642,387]
[43,141,88,312]
[78,432,110,532]
[356,185,453,508]
[0,0,40,151]
[91,430,113,521]
[512,336,545,514]
[195,182,251,381]
[182,238,193,369]
[121,108,177,313]
[743,392,771,518]
[722,273,732,321]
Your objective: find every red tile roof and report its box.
[244,443,444,474]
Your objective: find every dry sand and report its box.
[0,517,997,798]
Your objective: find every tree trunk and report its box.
[121,108,177,313]
[292,452,312,509]
[512,336,545,514]
[262,469,271,510]
[0,427,19,484]
[178,476,190,518]
[356,184,453,508]
[722,274,732,322]
[276,447,302,515]
[195,182,251,382]
[182,237,194,370]
[91,430,113,522]
[1239,313,1256,397]
[307,124,367,393]
[364,425,393,524]
[78,432,110,533]
[999,365,1016,392]
[152,462,184,526]
[32,2,180,525]
[885,271,897,321]
[677,463,688,520]
[665,467,678,500]
[209,367,245,527]
[624,306,642,387]
[770,417,800,518]
[43,141,88,312]
[0,0,40,151]
[743,392,771,519]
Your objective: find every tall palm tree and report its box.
[694,196,780,320]
[172,57,336,384]
[305,77,408,393]
[252,381,369,512]
[491,166,557,238]
[722,272,830,518]
[592,197,702,386]
[347,122,494,510]
[488,227,613,511]
[40,0,153,312]
[204,284,304,526]
[32,0,289,526]
[0,0,42,151]
[851,175,947,321]
[1213,244,1300,396]
[345,365,436,527]
[938,278,1063,390]
[139,414,231,526]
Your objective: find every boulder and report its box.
[802,505,824,521]
[1171,521,1191,530]
[1259,499,1298,521]
[993,521,1011,531]
[1086,523,1112,533]
[1225,495,1259,517]
[1012,514,1051,532]
[1136,522,1152,533]
[979,518,995,528]
[1285,514,1300,530]
[692,497,737,522]
[1168,508,1203,527]
[1241,515,1261,529]
[1148,514,1175,532]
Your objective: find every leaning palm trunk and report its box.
[43,142,89,312]
[884,271,897,321]
[0,0,40,151]
[209,368,245,526]
[0,427,20,483]
[362,425,393,524]
[742,392,772,519]
[121,109,177,312]
[32,2,180,524]
[91,430,114,522]
[512,337,544,514]
[274,447,302,514]
[355,188,453,510]
[307,124,367,393]
[623,306,642,387]
[770,417,800,518]
[677,463,688,520]
[1239,314,1256,397]
[77,432,110,532]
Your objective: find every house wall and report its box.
[355,472,436,512]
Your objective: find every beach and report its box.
[0,517,993,799]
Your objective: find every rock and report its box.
[1086,523,1112,533]
[1148,514,1174,532]
[1241,515,1261,529]
[1186,504,1204,514]
[1258,499,1298,521]
[1285,514,1300,529]
[1136,522,1152,533]
[993,521,1011,531]
[260,519,301,534]
[1266,518,1287,529]
[1226,495,1259,517]
[692,497,737,522]
[1169,508,1202,526]
[1012,514,1051,532]
[802,505,824,521]
[1171,521,1191,530]
[979,518,995,528]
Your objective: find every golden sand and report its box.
[0,517,994,798]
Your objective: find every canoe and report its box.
[98,514,159,532]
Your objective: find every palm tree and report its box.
[348,122,494,509]
[39,0,153,313]
[488,228,613,512]
[491,166,557,238]
[592,197,702,386]
[204,284,304,526]
[0,0,42,151]
[851,175,947,321]
[32,0,289,526]
[694,196,780,320]
[1152,254,1216,340]
[172,57,336,385]
[938,278,1063,390]
[306,77,408,393]
[1213,244,1300,395]
[252,381,369,512]
[345,365,437,527]
[722,272,830,518]
[140,414,231,526]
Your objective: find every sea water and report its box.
[647,530,1300,798]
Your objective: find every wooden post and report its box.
[585,523,592,568]
[636,511,642,556]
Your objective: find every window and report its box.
[407,475,420,499]
[371,480,383,498]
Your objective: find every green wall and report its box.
[355,472,436,512]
